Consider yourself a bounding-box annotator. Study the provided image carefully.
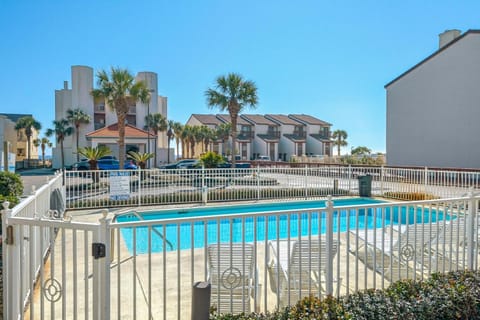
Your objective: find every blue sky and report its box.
[1,1,479,154]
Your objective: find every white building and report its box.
[241,114,280,160]
[288,114,332,157]
[0,115,17,171]
[265,114,306,161]
[386,29,480,169]
[53,65,169,168]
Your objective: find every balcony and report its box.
[293,131,306,138]
[94,123,105,130]
[266,130,281,139]
[94,105,105,113]
[128,106,136,114]
[237,131,255,140]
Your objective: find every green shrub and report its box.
[211,270,480,320]
[0,195,20,208]
[200,151,224,168]
[383,191,437,201]
[0,171,23,197]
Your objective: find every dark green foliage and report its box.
[211,271,480,320]
[0,171,23,197]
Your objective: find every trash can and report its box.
[358,175,372,197]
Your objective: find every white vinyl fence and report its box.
[3,183,480,319]
[65,166,480,209]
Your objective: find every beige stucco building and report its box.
[53,66,170,168]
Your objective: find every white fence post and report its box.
[1,201,12,320]
[304,165,308,199]
[467,188,477,270]
[348,165,352,194]
[138,169,142,206]
[380,166,384,196]
[92,210,111,320]
[424,167,428,195]
[256,165,260,200]
[202,165,207,204]
[325,196,334,295]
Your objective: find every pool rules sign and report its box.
[109,171,131,201]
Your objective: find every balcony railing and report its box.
[293,131,307,138]
[266,131,281,138]
[94,123,105,130]
[238,131,255,140]
[94,105,105,112]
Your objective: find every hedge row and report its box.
[210,270,480,320]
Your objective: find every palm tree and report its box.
[91,67,150,169]
[205,73,258,167]
[332,129,348,156]
[127,151,153,169]
[66,108,91,162]
[215,123,231,156]
[77,146,112,170]
[145,113,167,167]
[172,122,183,160]
[33,137,52,168]
[14,116,42,167]
[181,125,193,158]
[200,126,215,153]
[166,120,175,163]
[78,146,111,183]
[46,119,74,169]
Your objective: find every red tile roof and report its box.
[86,123,155,138]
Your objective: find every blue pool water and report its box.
[116,198,450,253]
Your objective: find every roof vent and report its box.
[439,29,461,49]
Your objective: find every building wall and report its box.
[386,33,480,168]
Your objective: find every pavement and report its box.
[16,168,58,196]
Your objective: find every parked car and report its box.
[73,159,137,170]
[257,155,271,161]
[217,162,251,168]
[177,160,200,169]
[159,159,197,169]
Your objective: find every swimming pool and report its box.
[116,198,451,253]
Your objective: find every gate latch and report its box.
[92,243,106,259]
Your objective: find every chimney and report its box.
[439,29,461,49]
[63,81,68,90]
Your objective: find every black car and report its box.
[159,159,197,169]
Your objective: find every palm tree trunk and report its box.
[27,135,31,168]
[175,139,180,161]
[60,140,65,169]
[117,112,126,169]
[231,116,238,168]
[76,125,80,162]
[42,146,46,168]
[167,138,171,163]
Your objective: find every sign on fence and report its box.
[109,171,130,200]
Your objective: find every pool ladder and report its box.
[113,210,174,251]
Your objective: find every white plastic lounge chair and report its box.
[430,217,479,270]
[349,223,442,280]
[267,238,340,307]
[207,243,259,314]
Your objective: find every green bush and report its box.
[200,151,225,168]
[0,171,23,197]
[211,270,480,320]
